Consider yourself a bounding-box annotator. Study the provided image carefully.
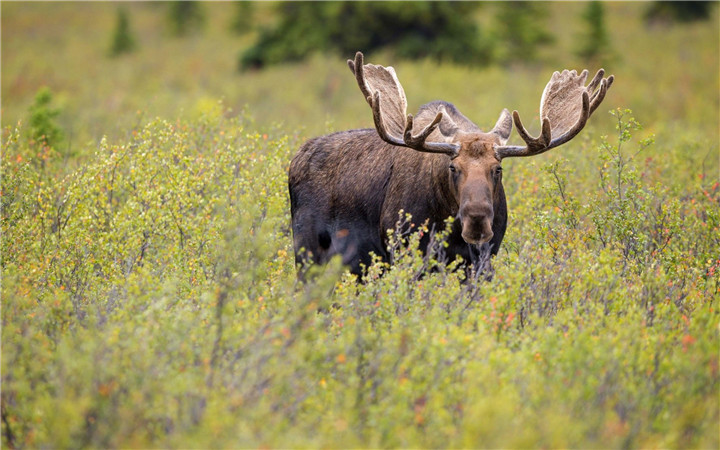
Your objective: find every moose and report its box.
[289,52,614,279]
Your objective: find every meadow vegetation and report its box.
[2,2,718,448]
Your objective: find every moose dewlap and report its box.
[289,52,614,279]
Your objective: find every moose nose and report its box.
[460,203,494,244]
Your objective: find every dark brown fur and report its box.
[289,102,507,278]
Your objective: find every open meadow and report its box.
[2,2,719,448]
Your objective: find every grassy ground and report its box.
[2,2,719,448]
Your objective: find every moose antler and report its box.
[348,52,460,158]
[495,68,614,159]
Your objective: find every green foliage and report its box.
[1,3,719,448]
[109,7,137,57]
[167,1,205,37]
[576,1,614,66]
[493,2,554,64]
[240,2,330,70]
[2,106,297,446]
[229,1,254,36]
[27,86,64,153]
[645,1,716,24]
[2,103,718,448]
[240,2,489,70]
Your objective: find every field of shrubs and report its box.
[2,2,718,448]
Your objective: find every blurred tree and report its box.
[645,1,715,24]
[576,1,614,66]
[240,2,490,70]
[240,3,330,70]
[109,7,137,57]
[230,1,254,35]
[28,87,64,149]
[493,2,554,64]
[168,1,205,36]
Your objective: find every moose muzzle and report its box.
[460,202,494,245]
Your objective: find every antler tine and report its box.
[586,68,604,94]
[405,112,443,148]
[348,52,372,106]
[511,110,551,152]
[511,110,534,145]
[370,94,455,156]
[589,75,613,116]
[406,110,459,156]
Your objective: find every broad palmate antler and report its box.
[348,52,460,157]
[494,68,614,159]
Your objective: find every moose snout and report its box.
[459,203,494,245]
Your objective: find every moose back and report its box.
[289,52,613,279]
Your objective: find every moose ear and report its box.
[436,106,460,137]
[490,109,513,145]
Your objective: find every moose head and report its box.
[289,52,614,279]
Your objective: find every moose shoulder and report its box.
[289,52,614,279]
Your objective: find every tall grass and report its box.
[3,101,718,448]
[2,2,718,448]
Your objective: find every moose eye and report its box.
[492,166,502,180]
[449,164,457,173]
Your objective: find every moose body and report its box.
[289,52,613,278]
[290,102,507,276]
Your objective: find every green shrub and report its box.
[167,1,205,37]
[493,2,555,64]
[645,1,716,24]
[229,2,254,36]
[27,87,64,154]
[2,107,717,448]
[109,7,137,57]
[2,5,718,445]
[576,1,614,66]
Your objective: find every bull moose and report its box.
[289,52,614,279]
